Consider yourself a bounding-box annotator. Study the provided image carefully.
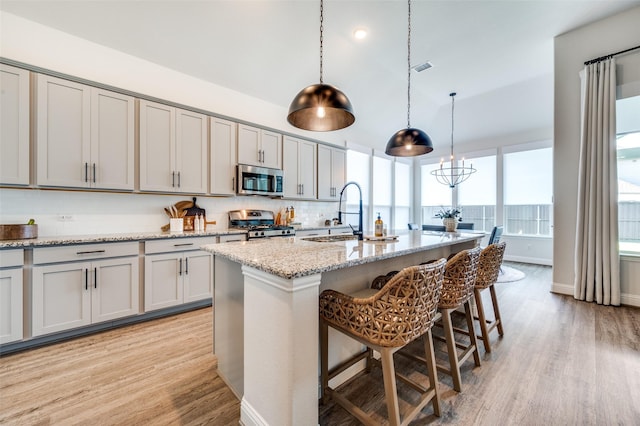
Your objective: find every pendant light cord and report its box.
[450,92,455,160]
[319,0,324,84]
[407,0,411,128]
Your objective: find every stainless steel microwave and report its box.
[236,164,284,197]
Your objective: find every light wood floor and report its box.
[1,262,638,425]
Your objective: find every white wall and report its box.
[553,6,640,307]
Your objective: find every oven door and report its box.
[237,164,283,196]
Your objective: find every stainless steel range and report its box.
[228,209,296,239]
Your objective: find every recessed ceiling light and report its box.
[353,28,367,40]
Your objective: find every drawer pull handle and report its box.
[76,250,106,255]
[173,243,194,247]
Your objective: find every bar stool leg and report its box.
[441,308,463,392]
[464,300,482,367]
[489,285,504,335]
[380,347,401,426]
[422,329,441,416]
[320,318,330,404]
[474,288,492,353]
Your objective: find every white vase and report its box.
[443,218,458,232]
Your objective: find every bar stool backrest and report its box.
[476,242,506,289]
[438,247,481,309]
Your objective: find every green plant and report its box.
[434,207,462,221]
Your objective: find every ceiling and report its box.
[1,0,638,153]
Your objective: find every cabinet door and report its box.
[183,251,213,303]
[144,253,183,311]
[261,129,282,169]
[90,88,135,190]
[317,145,333,200]
[32,262,92,337]
[282,136,300,198]
[332,148,346,197]
[298,140,317,199]
[237,124,261,166]
[91,257,139,323]
[0,267,23,344]
[176,108,208,194]
[36,74,91,188]
[139,100,176,192]
[211,118,237,195]
[0,64,30,185]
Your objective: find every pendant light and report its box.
[431,92,477,187]
[287,0,355,132]
[385,0,433,157]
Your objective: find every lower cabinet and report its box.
[144,237,214,312]
[32,242,139,337]
[0,249,24,344]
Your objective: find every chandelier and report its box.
[431,92,476,187]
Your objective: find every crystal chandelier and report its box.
[431,92,476,187]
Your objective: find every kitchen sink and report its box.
[301,234,358,243]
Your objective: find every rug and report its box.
[496,265,526,283]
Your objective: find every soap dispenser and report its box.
[375,212,384,237]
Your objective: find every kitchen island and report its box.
[202,231,484,426]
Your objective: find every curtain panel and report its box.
[574,59,621,306]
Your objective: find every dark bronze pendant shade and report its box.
[287,0,355,132]
[287,83,355,131]
[385,127,433,156]
[385,0,432,157]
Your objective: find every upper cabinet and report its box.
[36,74,135,190]
[210,117,237,196]
[237,124,282,169]
[0,64,30,186]
[139,100,208,194]
[317,145,346,200]
[283,136,317,200]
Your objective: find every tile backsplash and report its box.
[0,189,339,237]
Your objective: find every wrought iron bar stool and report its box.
[474,242,507,352]
[319,260,447,426]
[433,247,482,392]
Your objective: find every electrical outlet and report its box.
[58,215,74,222]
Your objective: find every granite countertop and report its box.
[202,231,484,279]
[0,229,247,248]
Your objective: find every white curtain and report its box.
[574,58,620,306]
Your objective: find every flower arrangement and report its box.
[434,207,462,222]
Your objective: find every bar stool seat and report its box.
[474,242,507,352]
[319,260,446,426]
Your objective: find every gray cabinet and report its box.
[210,117,238,195]
[237,124,282,169]
[283,136,317,200]
[139,100,208,193]
[0,249,24,344]
[318,145,346,200]
[36,74,135,190]
[0,64,30,186]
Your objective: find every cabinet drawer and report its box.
[0,249,24,268]
[145,236,217,254]
[218,234,246,243]
[33,242,138,265]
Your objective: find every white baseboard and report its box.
[552,282,640,307]
[504,254,552,266]
[240,397,268,426]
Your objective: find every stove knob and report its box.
[285,230,291,234]
[281,230,286,235]
[260,231,265,236]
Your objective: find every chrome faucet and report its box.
[338,181,364,241]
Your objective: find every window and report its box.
[421,163,453,225]
[458,155,496,232]
[617,95,640,254]
[503,148,552,236]
[372,155,392,228]
[345,149,370,230]
[394,161,411,230]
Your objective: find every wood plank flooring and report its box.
[1,262,638,425]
